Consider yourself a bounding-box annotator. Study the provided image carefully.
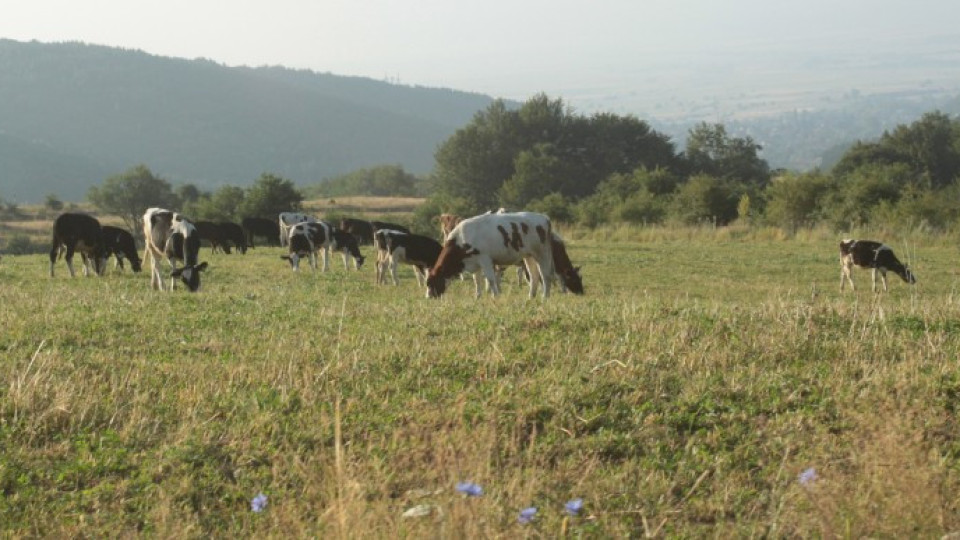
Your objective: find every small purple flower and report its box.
[455,481,483,497]
[518,506,537,524]
[798,467,818,486]
[564,498,584,516]
[251,492,268,513]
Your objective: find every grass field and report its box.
[2,225,960,537]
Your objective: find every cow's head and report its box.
[130,255,143,273]
[426,271,447,298]
[902,265,917,284]
[560,266,585,295]
[171,262,208,292]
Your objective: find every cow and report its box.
[218,221,248,254]
[143,208,209,292]
[101,225,142,272]
[330,229,365,270]
[840,239,916,292]
[375,230,443,287]
[371,220,410,236]
[339,217,375,246]
[438,213,462,239]
[50,212,108,277]
[241,217,281,247]
[194,220,232,254]
[426,212,555,299]
[279,212,316,247]
[501,233,583,295]
[281,221,359,272]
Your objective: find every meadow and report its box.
[2,223,960,537]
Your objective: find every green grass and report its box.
[2,228,960,537]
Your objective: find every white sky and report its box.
[2,0,958,105]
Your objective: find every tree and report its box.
[44,193,64,212]
[87,164,180,235]
[671,174,739,225]
[238,173,303,219]
[684,123,770,187]
[190,186,246,222]
[764,172,835,231]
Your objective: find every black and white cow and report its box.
[278,212,317,247]
[194,220,232,254]
[101,225,142,272]
[427,212,555,299]
[241,217,281,247]
[143,208,209,292]
[49,212,108,277]
[374,230,442,287]
[840,239,916,292]
[218,222,248,254]
[281,221,356,272]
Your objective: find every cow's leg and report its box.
[414,266,427,288]
[80,252,90,276]
[168,258,179,290]
[480,264,501,297]
[879,269,889,292]
[320,247,330,272]
[49,243,60,277]
[64,244,77,278]
[525,260,542,298]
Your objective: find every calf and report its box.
[194,220,232,254]
[840,239,916,292]
[143,208,209,292]
[241,217,281,247]
[280,221,320,272]
[375,230,442,286]
[49,212,108,277]
[427,211,555,299]
[278,212,316,247]
[550,233,584,294]
[281,221,353,272]
[218,221,248,254]
[101,225,142,272]
[330,229,365,270]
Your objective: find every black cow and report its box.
[49,212,107,277]
[218,222,248,254]
[242,217,281,248]
[195,221,232,254]
[840,239,916,292]
[101,225,142,272]
[339,217,375,246]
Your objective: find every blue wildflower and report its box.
[518,506,537,524]
[455,481,483,497]
[251,492,268,512]
[798,467,818,486]
[565,498,584,516]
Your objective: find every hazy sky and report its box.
[2,0,958,105]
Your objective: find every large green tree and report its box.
[684,123,770,187]
[238,173,303,219]
[87,164,180,236]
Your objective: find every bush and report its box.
[4,235,41,255]
[527,193,575,223]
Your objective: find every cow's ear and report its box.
[196,262,209,272]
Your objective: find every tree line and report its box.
[416,94,960,233]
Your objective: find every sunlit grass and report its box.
[1,227,959,536]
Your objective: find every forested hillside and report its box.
[0,40,497,202]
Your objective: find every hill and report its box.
[0,40,499,202]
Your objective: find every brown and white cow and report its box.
[143,208,208,292]
[840,239,916,292]
[426,211,555,299]
[101,225,142,272]
[278,212,317,247]
[375,229,443,287]
[49,212,108,277]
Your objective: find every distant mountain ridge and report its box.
[0,39,499,202]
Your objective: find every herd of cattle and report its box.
[45,208,916,296]
[46,208,586,297]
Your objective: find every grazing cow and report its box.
[438,213,462,239]
[218,222,248,254]
[339,217,375,246]
[281,221,356,272]
[426,212,555,299]
[241,217,281,247]
[549,233,584,295]
[143,208,208,292]
[840,239,916,292]
[278,212,316,247]
[330,229,365,270]
[49,212,108,277]
[101,225,142,272]
[371,220,410,236]
[194,221,232,254]
[375,230,443,286]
